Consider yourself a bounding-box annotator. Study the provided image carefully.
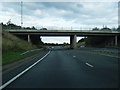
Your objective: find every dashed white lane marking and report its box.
[73,56,76,58]
[85,63,94,67]
[0,51,51,89]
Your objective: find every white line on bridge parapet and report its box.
[5,29,120,33]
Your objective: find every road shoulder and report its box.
[2,50,48,84]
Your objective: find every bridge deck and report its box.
[6,30,120,36]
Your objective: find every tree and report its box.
[63,42,69,46]
[92,27,99,31]
[31,26,36,30]
[78,38,85,43]
[40,28,47,30]
[3,23,21,30]
[25,27,31,30]
[111,27,116,31]
[100,26,111,31]
[117,25,120,31]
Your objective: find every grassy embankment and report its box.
[79,48,120,57]
[2,31,44,65]
[77,41,120,57]
[76,42,85,47]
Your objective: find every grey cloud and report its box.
[40,2,83,13]
[1,2,84,20]
[1,2,118,28]
[38,2,84,21]
[76,3,82,8]
[1,2,21,14]
[1,2,44,16]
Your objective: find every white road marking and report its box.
[85,63,94,67]
[0,51,51,89]
[73,56,76,58]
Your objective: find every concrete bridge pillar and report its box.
[0,23,3,30]
[28,34,31,43]
[70,35,77,49]
[115,35,118,47]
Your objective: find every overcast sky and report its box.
[0,1,119,44]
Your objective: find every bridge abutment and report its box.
[70,35,76,49]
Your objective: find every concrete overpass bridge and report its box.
[1,24,119,49]
[4,30,120,49]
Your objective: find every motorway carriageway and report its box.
[1,49,119,88]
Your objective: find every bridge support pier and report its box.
[0,23,3,30]
[115,35,118,47]
[70,35,76,49]
[28,34,31,43]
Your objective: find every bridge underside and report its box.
[15,34,77,49]
[13,34,119,49]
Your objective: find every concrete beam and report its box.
[70,35,76,49]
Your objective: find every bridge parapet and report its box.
[5,29,119,34]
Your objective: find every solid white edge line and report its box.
[85,63,94,67]
[0,51,51,89]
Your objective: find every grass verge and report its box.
[2,50,44,65]
[79,49,120,58]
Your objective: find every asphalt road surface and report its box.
[5,49,119,88]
